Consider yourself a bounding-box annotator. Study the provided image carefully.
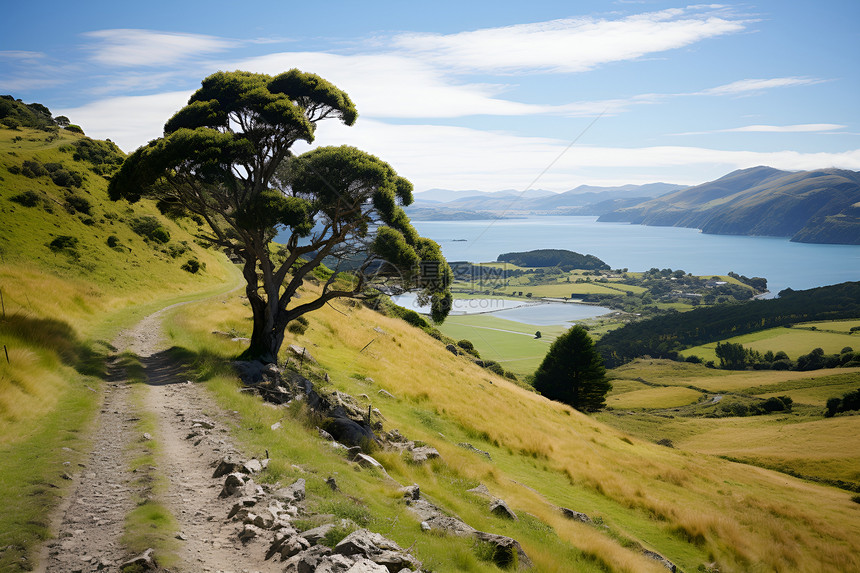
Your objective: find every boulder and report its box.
[288,344,318,364]
[325,416,377,448]
[398,485,420,500]
[283,544,332,573]
[212,454,245,478]
[273,478,305,503]
[466,484,492,498]
[345,558,389,572]
[233,360,266,384]
[489,498,518,521]
[300,523,338,545]
[219,472,246,497]
[354,454,385,471]
[560,507,592,524]
[409,446,440,464]
[474,531,532,569]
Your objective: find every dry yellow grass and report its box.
[170,287,860,573]
[607,386,702,409]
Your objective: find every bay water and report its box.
[412,216,860,297]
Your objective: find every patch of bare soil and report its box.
[38,304,281,573]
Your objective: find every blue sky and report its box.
[3,0,859,192]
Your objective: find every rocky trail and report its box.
[37,303,284,573]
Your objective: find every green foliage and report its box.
[181,258,201,273]
[64,193,92,215]
[287,316,310,335]
[129,216,171,243]
[824,388,860,417]
[47,235,79,254]
[498,249,609,271]
[9,190,41,207]
[71,137,125,176]
[533,325,611,411]
[65,124,84,134]
[0,95,56,130]
[597,281,860,366]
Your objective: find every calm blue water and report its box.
[412,216,860,296]
[391,293,611,325]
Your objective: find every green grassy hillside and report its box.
[0,124,240,571]
[161,283,860,573]
[3,122,860,573]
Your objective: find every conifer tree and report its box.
[533,326,611,411]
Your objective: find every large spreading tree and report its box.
[533,326,611,411]
[109,70,452,362]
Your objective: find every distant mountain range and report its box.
[408,183,684,219]
[598,166,860,245]
[407,167,860,245]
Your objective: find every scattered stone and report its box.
[191,418,215,429]
[409,445,440,464]
[560,507,592,524]
[271,421,282,431]
[457,442,491,460]
[288,344,318,364]
[212,454,245,478]
[318,427,335,441]
[299,523,338,545]
[489,498,518,521]
[119,548,157,571]
[474,532,532,570]
[238,523,265,542]
[175,532,187,541]
[61,472,73,480]
[643,549,678,572]
[373,327,387,335]
[219,472,246,498]
[398,484,420,500]
[445,344,460,355]
[377,389,395,399]
[467,484,492,498]
[142,432,152,441]
[420,521,431,532]
[243,458,263,474]
[326,476,340,491]
[354,453,384,471]
[273,478,306,503]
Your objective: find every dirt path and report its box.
[39,303,281,573]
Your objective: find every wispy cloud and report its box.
[83,29,238,67]
[696,77,824,96]
[673,123,847,135]
[391,6,749,74]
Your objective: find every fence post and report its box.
[4,345,8,364]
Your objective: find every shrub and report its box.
[9,190,41,207]
[483,361,505,376]
[21,160,47,178]
[130,216,171,243]
[287,316,309,335]
[181,259,201,273]
[47,235,80,258]
[50,168,82,188]
[64,194,92,215]
[166,242,189,258]
[106,235,121,249]
[65,124,84,134]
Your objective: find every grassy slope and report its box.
[0,125,240,572]
[165,287,860,573]
[600,359,860,486]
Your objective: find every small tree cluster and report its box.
[825,388,860,418]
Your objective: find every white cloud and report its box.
[299,119,860,191]
[226,51,549,118]
[83,29,238,67]
[53,91,860,191]
[697,77,823,96]
[724,123,845,133]
[391,7,748,74]
[55,91,192,151]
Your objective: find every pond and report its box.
[391,292,611,326]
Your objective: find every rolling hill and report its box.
[598,166,860,244]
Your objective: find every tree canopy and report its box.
[108,70,451,362]
[533,326,611,411]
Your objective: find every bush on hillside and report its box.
[129,216,171,243]
[64,193,91,215]
[9,190,41,207]
[181,258,201,273]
